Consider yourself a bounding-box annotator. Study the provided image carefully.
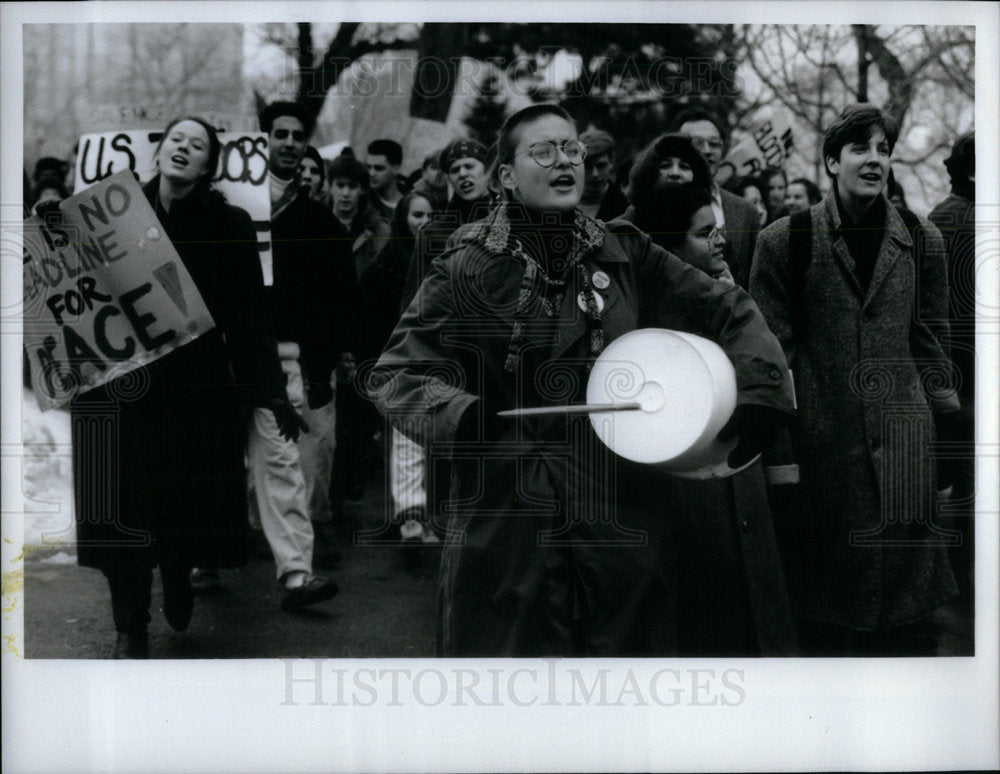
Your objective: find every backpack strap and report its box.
[788,207,812,344]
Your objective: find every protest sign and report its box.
[74,128,274,284]
[23,170,215,410]
[717,107,794,184]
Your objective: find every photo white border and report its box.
[3,2,997,772]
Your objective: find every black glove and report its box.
[717,403,787,470]
[266,398,310,443]
[34,199,63,221]
[307,380,334,410]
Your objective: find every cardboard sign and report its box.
[23,171,215,410]
[74,129,274,284]
[717,108,794,184]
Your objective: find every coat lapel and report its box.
[863,203,911,309]
[458,244,548,338]
[548,231,627,363]
[822,196,865,301]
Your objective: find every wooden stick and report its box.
[497,402,642,417]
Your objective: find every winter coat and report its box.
[330,204,390,285]
[398,194,493,315]
[720,188,760,290]
[270,189,359,385]
[625,206,795,655]
[928,188,976,406]
[74,179,285,572]
[358,235,414,361]
[371,204,796,656]
[594,182,630,222]
[749,193,959,630]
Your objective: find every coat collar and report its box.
[465,203,607,258]
[457,205,623,363]
[821,193,913,306]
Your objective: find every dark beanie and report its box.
[328,153,369,186]
[440,139,488,172]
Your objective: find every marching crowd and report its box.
[25,99,976,660]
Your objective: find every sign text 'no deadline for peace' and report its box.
[23,170,215,409]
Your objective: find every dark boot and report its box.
[161,563,194,632]
[113,628,149,659]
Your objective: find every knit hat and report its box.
[327,153,369,186]
[440,139,489,173]
[580,129,615,158]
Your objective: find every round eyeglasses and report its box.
[515,140,588,168]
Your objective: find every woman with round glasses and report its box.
[370,104,795,656]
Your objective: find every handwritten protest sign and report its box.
[74,129,274,284]
[717,108,794,184]
[24,171,215,410]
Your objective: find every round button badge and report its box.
[578,291,605,313]
[592,270,610,290]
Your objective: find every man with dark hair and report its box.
[784,177,822,214]
[246,101,356,608]
[670,106,760,289]
[929,131,976,609]
[750,103,959,656]
[762,168,788,222]
[578,129,629,220]
[260,100,315,137]
[366,139,404,218]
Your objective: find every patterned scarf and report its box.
[466,203,607,373]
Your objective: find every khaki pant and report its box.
[247,343,337,579]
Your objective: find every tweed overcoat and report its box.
[720,188,760,290]
[372,206,795,656]
[749,194,959,630]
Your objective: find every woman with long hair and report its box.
[370,105,795,656]
[622,133,712,226]
[72,116,301,658]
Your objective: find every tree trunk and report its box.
[853,25,870,102]
[297,22,361,128]
[409,23,468,123]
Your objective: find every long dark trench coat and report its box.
[372,206,796,656]
[73,179,284,573]
[750,194,959,630]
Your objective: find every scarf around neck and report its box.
[467,202,606,373]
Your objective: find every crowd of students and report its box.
[26,99,975,660]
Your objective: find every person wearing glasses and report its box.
[369,104,795,656]
[670,107,761,289]
[644,182,797,655]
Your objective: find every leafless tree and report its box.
[735,24,974,210]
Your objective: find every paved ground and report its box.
[22,469,974,659]
[23,477,440,660]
